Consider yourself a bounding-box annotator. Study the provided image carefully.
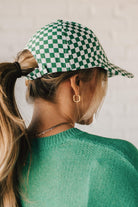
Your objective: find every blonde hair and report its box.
[0,49,108,207]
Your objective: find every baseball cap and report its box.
[24,19,134,80]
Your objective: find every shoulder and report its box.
[75,129,138,171]
[79,131,138,206]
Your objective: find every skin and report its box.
[27,74,96,138]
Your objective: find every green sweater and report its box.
[19,127,138,207]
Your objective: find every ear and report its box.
[69,74,80,95]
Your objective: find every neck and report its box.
[27,99,75,138]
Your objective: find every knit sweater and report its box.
[19,127,138,207]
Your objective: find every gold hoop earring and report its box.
[73,94,80,102]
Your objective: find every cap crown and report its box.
[25,19,134,80]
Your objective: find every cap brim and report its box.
[102,62,134,78]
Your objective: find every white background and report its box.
[0,0,137,148]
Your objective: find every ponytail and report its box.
[0,49,38,207]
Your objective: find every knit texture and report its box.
[19,127,138,207]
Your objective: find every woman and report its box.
[0,19,137,207]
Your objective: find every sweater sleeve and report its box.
[87,140,138,207]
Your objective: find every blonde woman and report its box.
[0,19,137,207]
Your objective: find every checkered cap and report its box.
[24,19,134,80]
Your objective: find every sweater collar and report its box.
[30,127,83,151]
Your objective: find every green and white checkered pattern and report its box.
[24,19,134,80]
